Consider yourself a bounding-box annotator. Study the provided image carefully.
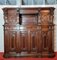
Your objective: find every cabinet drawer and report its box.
[20,8,38,14]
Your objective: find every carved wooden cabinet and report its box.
[3,7,55,57]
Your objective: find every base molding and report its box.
[3,52,55,58]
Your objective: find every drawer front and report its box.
[20,8,38,14]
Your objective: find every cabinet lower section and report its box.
[3,26,55,58]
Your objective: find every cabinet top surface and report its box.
[2,5,55,10]
[3,7,55,10]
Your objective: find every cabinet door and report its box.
[19,30,29,52]
[7,9,18,24]
[4,9,19,24]
[48,26,54,52]
[19,28,41,53]
[41,26,54,52]
[40,9,50,25]
[30,29,42,53]
[36,30,42,53]
[19,30,36,53]
[4,30,18,53]
[30,30,37,52]
[42,31,49,51]
[19,26,43,53]
[4,30,10,53]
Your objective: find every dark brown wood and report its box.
[3,7,55,58]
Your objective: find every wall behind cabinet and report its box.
[0,8,4,52]
[0,0,56,5]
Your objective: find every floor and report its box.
[0,52,57,60]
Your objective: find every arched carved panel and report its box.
[42,31,49,51]
[19,30,28,52]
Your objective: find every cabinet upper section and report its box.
[0,0,57,5]
[3,7,55,26]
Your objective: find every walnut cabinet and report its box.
[3,7,55,57]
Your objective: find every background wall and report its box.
[0,8,4,52]
[0,5,57,52]
[54,6,57,52]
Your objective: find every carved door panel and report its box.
[29,28,42,53]
[19,30,28,53]
[48,26,54,52]
[5,9,19,24]
[4,30,10,53]
[41,25,54,53]
[42,31,49,52]
[4,29,18,53]
[48,30,53,52]
[30,31,37,52]
[40,10,50,25]
[41,30,53,53]
[36,30,42,53]
[8,30,17,52]
[41,25,49,52]
[19,28,40,53]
